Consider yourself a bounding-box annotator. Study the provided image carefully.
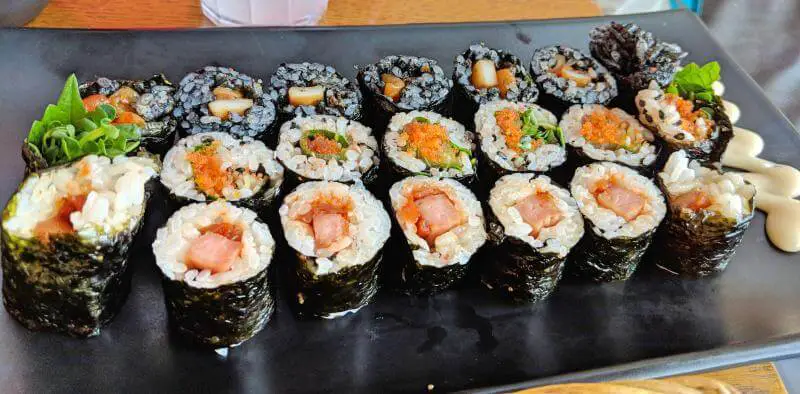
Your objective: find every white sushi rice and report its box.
[389,176,487,268]
[474,100,567,172]
[279,181,391,275]
[3,155,158,240]
[384,111,476,177]
[659,150,755,220]
[560,104,657,167]
[570,162,666,239]
[161,132,284,201]
[152,201,275,288]
[276,115,379,183]
[636,81,714,145]
[489,173,584,257]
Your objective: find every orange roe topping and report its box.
[200,222,244,241]
[186,141,232,198]
[579,109,643,151]
[494,109,542,153]
[665,93,713,140]
[306,134,342,155]
[402,121,451,162]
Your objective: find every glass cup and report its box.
[201,0,329,26]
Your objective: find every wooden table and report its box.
[23,0,788,392]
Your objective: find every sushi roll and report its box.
[529,46,618,115]
[80,75,177,156]
[482,174,584,303]
[452,43,539,129]
[636,62,733,164]
[275,115,379,190]
[589,22,687,93]
[153,201,275,348]
[560,104,658,173]
[173,66,277,141]
[266,62,362,120]
[279,181,390,319]
[386,176,487,295]
[357,55,452,132]
[2,155,159,337]
[160,132,284,218]
[474,100,566,185]
[383,111,476,187]
[569,162,666,282]
[651,151,755,277]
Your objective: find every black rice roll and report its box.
[357,55,452,133]
[481,173,584,303]
[173,66,277,142]
[650,150,756,277]
[589,21,686,110]
[153,201,276,348]
[266,62,362,122]
[384,176,487,295]
[452,43,539,129]
[80,75,177,157]
[567,162,666,282]
[279,181,391,319]
[530,46,618,116]
[159,132,284,221]
[2,155,160,337]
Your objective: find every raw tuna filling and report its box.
[397,187,465,247]
[32,194,88,244]
[291,194,354,257]
[514,192,563,238]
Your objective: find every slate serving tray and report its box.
[1,9,799,393]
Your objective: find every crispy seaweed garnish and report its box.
[589,21,687,91]
[480,204,567,303]
[162,265,274,348]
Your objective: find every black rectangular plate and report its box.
[1,9,799,393]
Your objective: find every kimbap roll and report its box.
[453,43,539,128]
[266,62,362,120]
[153,201,275,348]
[530,46,618,115]
[651,151,755,277]
[384,111,476,187]
[636,62,732,164]
[279,182,390,319]
[569,162,666,282]
[80,75,177,156]
[2,155,159,337]
[275,115,379,189]
[590,21,687,93]
[386,176,487,295]
[474,101,566,184]
[358,55,452,132]
[173,66,277,141]
[482,174,584,303]
[560,104,658,172]
[160,132,284,218]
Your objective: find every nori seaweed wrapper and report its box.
[589,22,687,94]
[79,75,178,157]
[281,164,380,199]
[529,46,618,116]
[172,66,277,142]
[266,62,362,122]
[357,55,452,134]
[161,264,274,348]
[162,180,282,222]
[565,143,660,179]
[284,251,382,319]
[381,208,471,296]
[650,179,755,278]
[480,204,566,303]
[477,147,571,197]
[567,221,656,282]
[452,43,539,130]
[1,176,157,338]
[382,151,479,193]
